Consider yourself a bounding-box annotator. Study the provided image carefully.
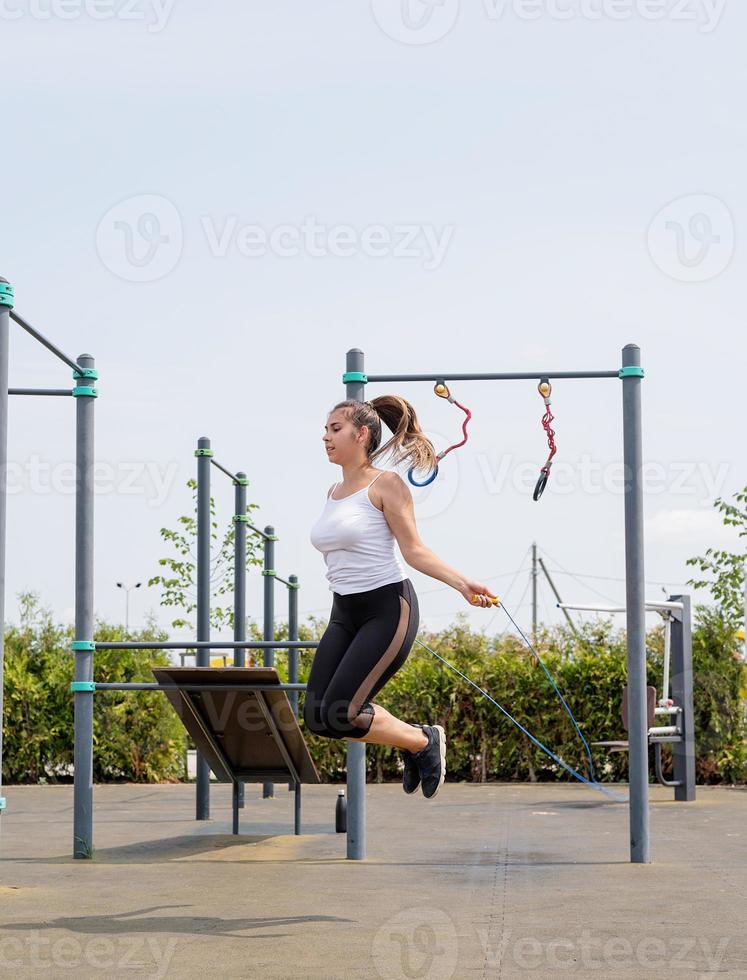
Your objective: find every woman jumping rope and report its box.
[307,396,498,799]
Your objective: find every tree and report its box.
[148,478,264,631]
[686,487,746,626]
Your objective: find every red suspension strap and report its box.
[533,378,557,501]
[407,381,472,487]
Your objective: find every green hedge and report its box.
[292,609,746,785]
[3,596,185,784]
[3,598,745,786]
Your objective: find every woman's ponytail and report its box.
[330,395,437,476]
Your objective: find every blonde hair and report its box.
[330,397,438,476]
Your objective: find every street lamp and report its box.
[116,581,141,635]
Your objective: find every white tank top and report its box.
[309,471,407,595]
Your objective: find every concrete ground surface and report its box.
[0,782,744,979]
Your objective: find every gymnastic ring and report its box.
[408,464,439,488]
[533,470,549,501]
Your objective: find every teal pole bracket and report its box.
[71,640,96,652]
[72,385,99,398]
[619,366,645,379]
[73,367,99,381]
[233,514,249,523]
[261,569,277,578]
[287,581,300,590]
[267,534,279,542]
[70,681,96,693]
[0,281,14,308]
[194,448,215,457]
[0,797,6,812]
[233,477,249,486]
[342,371,368,385]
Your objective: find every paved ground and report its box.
[0,782,745,979]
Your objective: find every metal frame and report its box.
[346,344,652,863]
[558,596,696,800]
[0,280,328,857]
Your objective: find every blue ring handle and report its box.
[408,464,439,487]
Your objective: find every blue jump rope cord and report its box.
[414,603,628,804]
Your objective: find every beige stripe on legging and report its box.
[348,595,410,728]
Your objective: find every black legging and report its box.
[303,579,419,739]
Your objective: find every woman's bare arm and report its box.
[377,472,498,606]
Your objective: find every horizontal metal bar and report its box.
[210,458,242,483]
[97,641,316,652]
[366,370,619,383]
[10,310,82,374]
[95,682,307,692]
[648,726,680,737]
[655,706,682,715]
[9,387,72,396]
[247,523,273,542]
[557,601,684,614]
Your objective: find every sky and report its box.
[1,0,745,642]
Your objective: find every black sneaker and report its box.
[413,725,446,799]
[401,724,425,794]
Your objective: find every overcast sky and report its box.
[2,1,744,642]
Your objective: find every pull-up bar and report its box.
[365,370,621,383]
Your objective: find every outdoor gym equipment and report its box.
[558,598,696,800]
[343,344,658,864]
[0,280,367,861]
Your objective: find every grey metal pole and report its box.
[234,472,248,810]
[621,344,650,863]
[345,348,366,860]
[531,542,538,638]
[196,437,212,820]
[288,573,299,794]
[0,278,12,833]
[73,353,96,858]
[262,525,276,799]
[288,575,299,717]
[670,594,696,801]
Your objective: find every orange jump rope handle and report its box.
[471,595,501,607]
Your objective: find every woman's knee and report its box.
[302,690,332,737]
[321,697,372,738]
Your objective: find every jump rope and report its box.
[405,381,626,803]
